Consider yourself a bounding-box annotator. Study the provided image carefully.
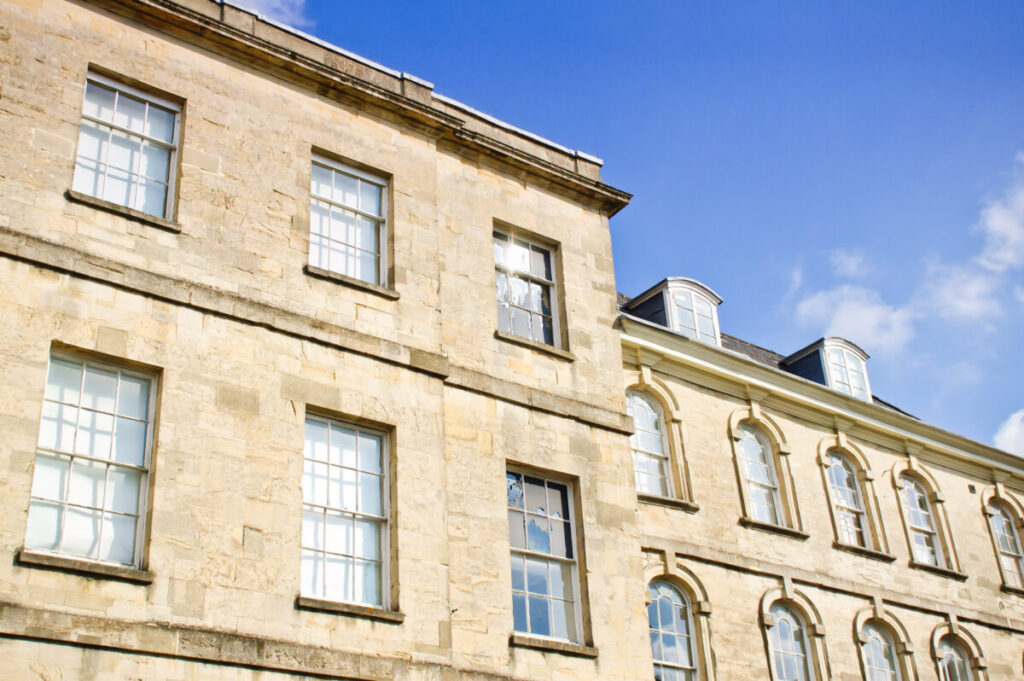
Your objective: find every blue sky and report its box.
[239,1,1024,453]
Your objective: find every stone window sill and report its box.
[833,541,897,562]
[637,493,699,513]
[295,595,405,623]
[908,560,968,581]
[1000,584,1024,597]
[65,189,181,234]
[739,517,810,541]
[509,633,597,658]
[16,548,153,584]
[303,265,400,300]
[494,331,575,362]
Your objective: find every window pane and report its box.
[139,143,170,182]
[145,105,175,143]
[552,598,575,640]
[324,554,353,602]
[358,472,381,515]
[526,515,550,553]
[106,129,139,173]
[354,517,380,560]
[333,466,357,511]
[525,557,549,595]
[528,595,550,636]
[83,81,116,120]
[508,510,526,549]
[114,93,146,133]
[105,466,141,514]
[68,458,107,508]
[324,510,353,555]
[62,506,102,558]
[82,366,118,412]
[525,478,547,513]
[355,559,380,605]
[305,418,329,461]
[76,410,115,458]
[530,247,551,279]
[101,167,132,207]
[510,554,525,591]
[302,508,323,550]
[100,513,136,564]
[116,374,149,419]
[46,358,83,404]
[359,181,382,216]
[332,171,358,208]
[507,473,524,508]
[25,501,63,551]
[300,549,321,596]
[358,433,382,473]
[30,452,70,501]
[72,157,102,197]
[512,593,528,632]
[38,402,77,452]
[112,417,147,466]
[311,164,332,198]
[302,460,329,505]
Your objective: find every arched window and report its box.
[861,622,901,681]
[628,392,671,497]
[737,426,782,526]
[647,581,698,680]
[986,500,1024,590]
[767,604,815,681]
[898,474,944,568]
[825,451,867,548]
[937,637,970,681]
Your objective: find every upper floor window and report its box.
[647,580,698,680]
[986,499,1024,590]
[737,425,783,526]
[825,452,867,547]
[301,415,388,607]
[72,72,180,219]
[767,604,815,681]
[25,353,156,567]
[861,622,901,681]
[309,157,388,286]
[825,345,869,400]
[672,288,718,345]
[898,474,944,568]
[494,229,559,347]
[507,471,581,642]
[627,392,671,497]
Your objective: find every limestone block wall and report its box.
[627,354,1024,679]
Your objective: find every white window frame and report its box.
[898,475,945,568]
[825,452,869,549]
[493,228,561,348]
[648,580,700,680]
[936,637,971,681]
[627,391,673,498]
[821,340,871,401]
[986,500,1024,590]
[25,352,157,568]
[309,154,389,286]
[664,281,722,347]
[767,603,816,681]
[860,622,903,681]
[506,470,584,643]
[73,71,181,219]
[737,425,784,526]
[300,414,390,609]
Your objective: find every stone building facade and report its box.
[0,1,1021,680]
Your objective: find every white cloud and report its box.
[786,266,803,298]
[976,175,1024,273]
[233,0,311,28]
[828,249,868,278]
[917,260,1001,322]
[795,285,915,357]
[994,409,1024,456]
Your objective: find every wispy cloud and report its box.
[918,260,1001,323]
[994,409,1024,456]
[786,265,803,298]
[234,0,312,28]
[795,285,915,357]
[828,249,868,278]
[976,161,1024,273]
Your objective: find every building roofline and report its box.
[783,336,870,365]
[88,0,630,216]
[619,314,1024,476]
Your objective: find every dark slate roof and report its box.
[617,294,917,420]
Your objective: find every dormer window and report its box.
[824,344,869,400]
[671,287,719,345]
[621,278,722,347]
[781,337,872,402]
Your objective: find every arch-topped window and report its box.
[986,499,1024,590]
[861,622,901,681]
[826,452,867,547]
[648,580,698,680]
[767,604,815,681]
[628,392,672,497]
[937,637,970,681]
[898,474,944,568]
[737,425,783,526]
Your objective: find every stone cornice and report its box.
[77,0,632,216]
[620,316,1024,479]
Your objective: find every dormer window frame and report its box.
[659,279,723,347]
[820,338,871,402]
